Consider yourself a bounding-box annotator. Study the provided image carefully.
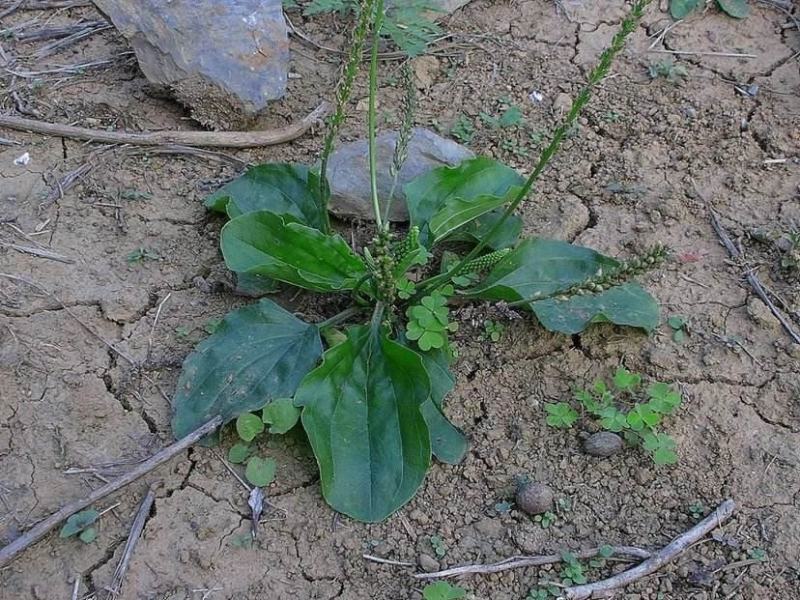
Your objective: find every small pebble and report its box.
[583,432,624,457]
[515,482,554,515]
[418,554,440,572]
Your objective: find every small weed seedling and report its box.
[547,367,682,465]
[450,114,475,144]
[170,0,664,524]
[430,535,447,558]
[648,58,687,82]
[667,314,688,343]
[126,247,160,265]
[59,508,100,544]
[670,0,750,19]
[483,319,505,342]
[688,501,707,520]
[422,581,466,600]
[560,552,588,586]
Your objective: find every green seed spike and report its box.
[463,248,512,272]
[394,226,420,260]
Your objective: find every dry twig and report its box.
[0,416,222,567]
[563,500,736,599]
[0,272,138,364]
[0,102,330,148]
[707,210,800,345]
[104,486,156,600]
[413,546,653,580]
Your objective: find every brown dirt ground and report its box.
[1,1,799,599]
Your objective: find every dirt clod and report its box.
[418,553,440,572]
[515,482,555,515]
[583,431,624,457]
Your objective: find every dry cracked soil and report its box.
[1,1,799,599]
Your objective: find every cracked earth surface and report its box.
[1,1,799,599]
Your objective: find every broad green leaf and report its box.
[262,398,301,434]
[717,0,748,18]
[60,509,99,538]
[221,211,367,292]
[205,163,326,231]
[531,283,660,334]
[296,324,431,522]
[79,527,97,543]
[467,238,619,303]
[423,581,466,600]
[670,0,702,18]
[404,157,524,247]
[450,208,523,250]
[428,187,519,244]
[412,345,467,465]
[228,442,251,464]
[245,456,277,487]
[171,299,323,439]
[613,367,641,391]
[236,413,265,442]
[234,272,281,297]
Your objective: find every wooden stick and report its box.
[413,546,653,579]
[564,500,736,599]
[0,416,222,568]
[649,49,756,58]
[104,486,156,600]
[707,209,800,345]
[0,102,330,148]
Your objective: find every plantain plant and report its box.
[172,0,663,522]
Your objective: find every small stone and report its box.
[552,92,572,114]
[473,518,503,537]
[515,482,554,515]
[418,553,440,572]
[326,128,473,222]
[583,432,624,457]
[410,55,440,89]
[373,542,392,558]
[94,0,289,129]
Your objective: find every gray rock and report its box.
[515,482,554,516]
[326,128,473,222]
[418,553,440,573]
[95,0,289,130]
[583,432,624,457]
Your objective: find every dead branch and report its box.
[563,500,736,599]
[413,546,653,580]
[104,486,156,600]
[0,102,330,148]
[0,416,222,568]
[0,1,91,9]
[706,209,800,345]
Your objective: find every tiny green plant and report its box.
[560,552,588,585]
[483,319,505,342]
[59,508,100,544]
[670,0,749,19]
[533,511,557,528]
[667,315,688,343]
[748,547,767,562]
[688,501,706,520]
[450,114,475,144]
[552,367,682,465]
[430,535,447,558]
[423,581,466,600]
[545,402,579,428]
[170,0,662,523]
[126,247,160,264]
[648,59,687,82]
